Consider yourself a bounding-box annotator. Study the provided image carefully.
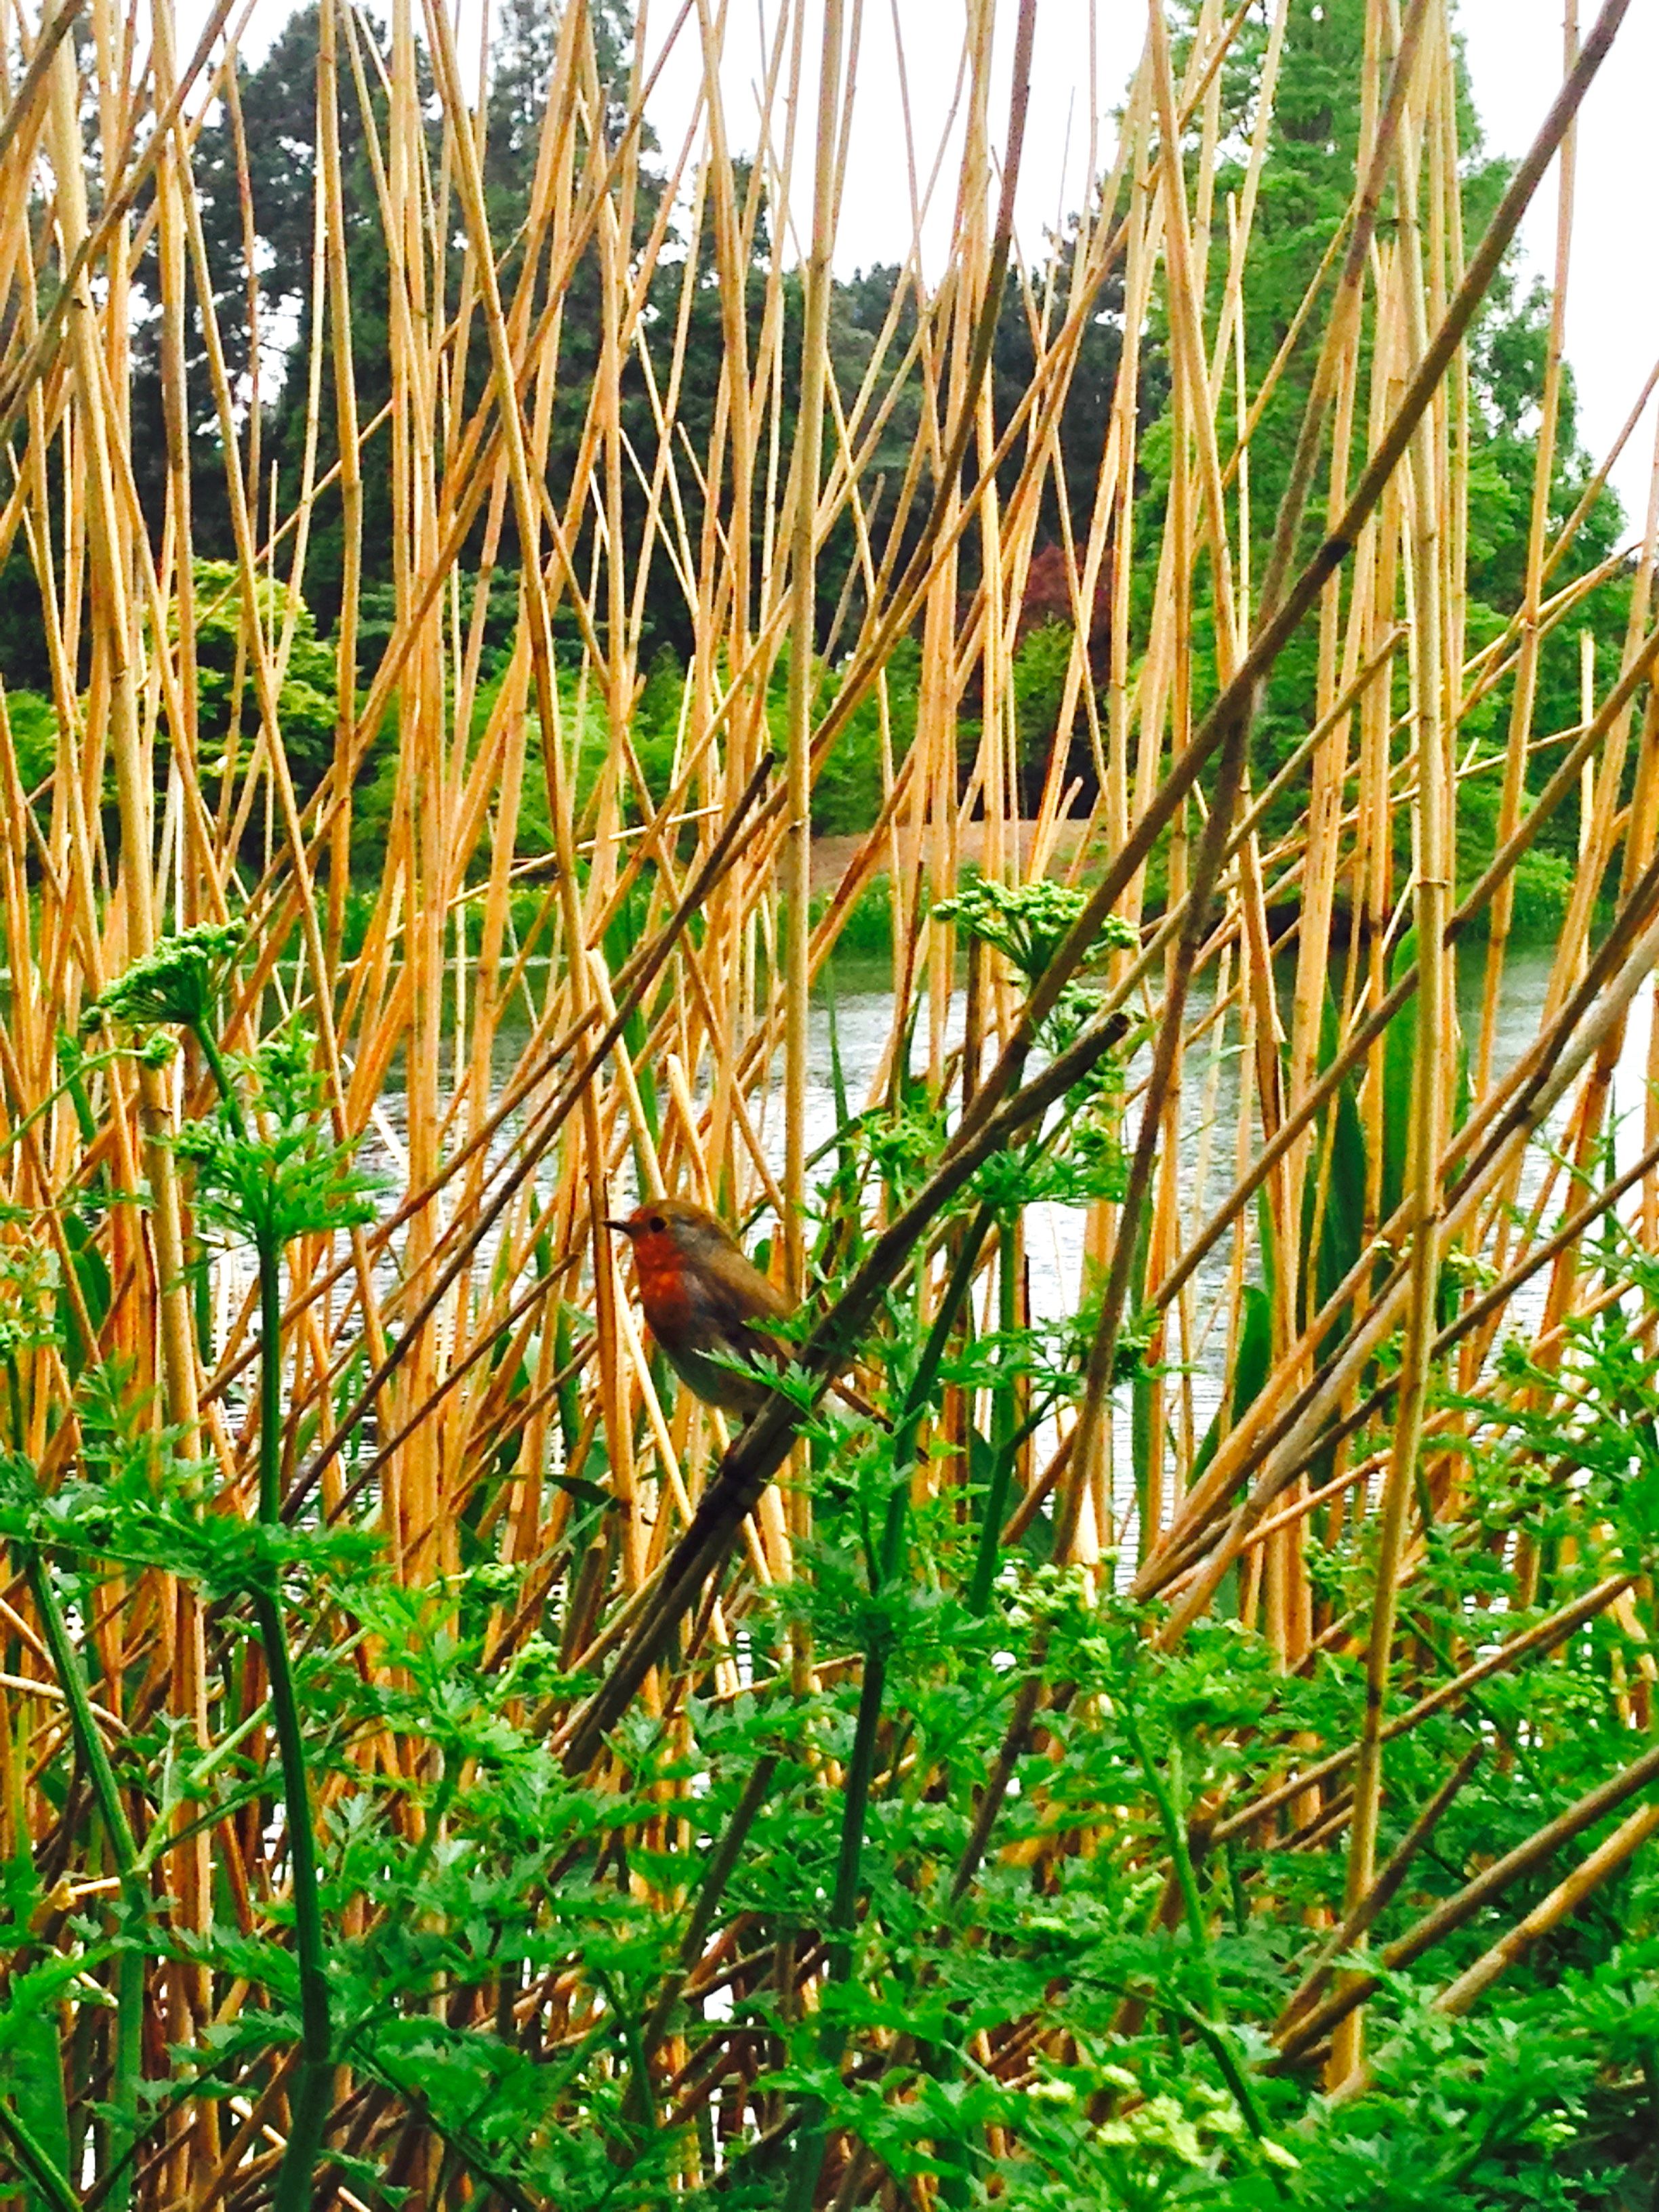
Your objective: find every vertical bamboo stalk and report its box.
[784,0,848,1287]
[1336,7,1450,2078]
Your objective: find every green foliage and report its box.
[83,920,242,1036]
[1508,848,1577,941]
[11,1012,1659,2206]
[631,641,690,804]
[4,688,57,792]
[933,875,1137,983]
[185,559,339,789]
[1012,619,1079,771]
[821,878,895,965]
[811,636,922,835]
[172,1026,384,1256]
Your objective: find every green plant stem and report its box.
[783,1620,890,2212]
[257,1230,284,1526]
[1170,2007,1282,2183]
[254,1595,333,2205]
[0,2090,81,2212]
[0,1044,123,1164]
[190,1019,244,1135]
[900,1204,996,1464]
[786,1225,994,2212]
[968,1214,1021,1613]
[829,1633,890,1993]
[638,1752,781,2062]
[1124,1703,1218,2023]
[20,1545,144,2212]
[594,1963,657,2142]
[189,1017,245,1381]
[786,1568,899,2208]
[251,1227,333,2211]
[1079,1973,1289,2194]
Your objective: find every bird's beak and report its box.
[604,1218,632,1236]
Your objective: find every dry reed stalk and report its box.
[1332,0,1452,2076]
[5,0,1659,2194]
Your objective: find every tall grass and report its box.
[1,0,1658,2200]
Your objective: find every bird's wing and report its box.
[708,1250,795,1333]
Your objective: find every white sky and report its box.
[1456,0,1659,530]
[632,2,1141,279]
[192,0,1659,527]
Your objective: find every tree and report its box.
[1145,0,1628,899]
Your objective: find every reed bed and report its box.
[1,0,1658,2201]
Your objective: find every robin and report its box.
[607,1198,796,1420]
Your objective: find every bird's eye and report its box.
[649,1214,666,1234]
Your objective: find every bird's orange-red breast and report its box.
[607,1199,793,1419]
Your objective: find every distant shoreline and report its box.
[809,818,1092,896]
